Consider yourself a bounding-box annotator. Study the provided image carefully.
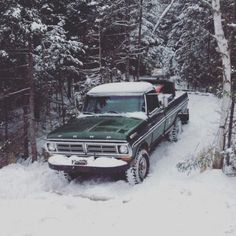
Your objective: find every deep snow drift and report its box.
[0,93,236,236]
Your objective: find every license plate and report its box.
[72,160,87,166]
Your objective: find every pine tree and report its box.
[155,0,221,88]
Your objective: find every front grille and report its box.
[87,144,117,154]
[54,142,119,155]
[57,143,83,153]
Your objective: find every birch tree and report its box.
[212,0,231,154]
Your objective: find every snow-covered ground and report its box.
[1,93,236,236]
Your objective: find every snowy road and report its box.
[1,93,236,236]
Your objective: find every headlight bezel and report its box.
[118,144,129,154]
[47,142,57,152]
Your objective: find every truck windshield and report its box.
[83,95,145,114]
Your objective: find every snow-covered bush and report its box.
[177,146,236,176]
[177,147,215,175]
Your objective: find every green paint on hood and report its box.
[47,115,145,140]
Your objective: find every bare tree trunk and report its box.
[137,0,143,81]
[48,98,52,130]
[125,0,130,81]
[228,91,235,148]
[28,39,37,162]
[227,0,236,149]
[23,98,29,158]
[59,78,65,125]
[98,20,102,72]
[4,96,8,142]
[212,0,231,168]
[56,87,60,116]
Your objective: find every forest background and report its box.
[0,0,235,165]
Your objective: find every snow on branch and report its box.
[228,23,236,28]
[0,50,8,58]
[152,0,176,34]
[31,21,47,32]
[0,88,30,100]
[200,0,212,8]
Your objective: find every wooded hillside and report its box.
[0,0,235,163]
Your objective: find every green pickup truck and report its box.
[46,81,189,184]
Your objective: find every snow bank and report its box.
[0,162,68,199]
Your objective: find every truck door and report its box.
[146,90,165,143]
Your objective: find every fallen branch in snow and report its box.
[177,146,215,175]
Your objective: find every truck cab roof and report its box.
[87,82,155,96]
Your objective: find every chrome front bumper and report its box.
[48,154,129,174]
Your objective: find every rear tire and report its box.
[180,109,189,124]
[125,149,149,185]
[168,117,183,142]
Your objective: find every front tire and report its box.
[125,149,150,185]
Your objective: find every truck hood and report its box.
[47,115,145,141]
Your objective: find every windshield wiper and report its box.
[82,112,95,115]
[107,110,118,114]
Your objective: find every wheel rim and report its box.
[138,156,147,180]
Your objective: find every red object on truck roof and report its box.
[156,85,164,93]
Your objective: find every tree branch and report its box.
[152,0,176,34]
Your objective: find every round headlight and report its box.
[47,142,57,152]
[119,145,129,154]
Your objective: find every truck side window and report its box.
[146,90,159,113]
